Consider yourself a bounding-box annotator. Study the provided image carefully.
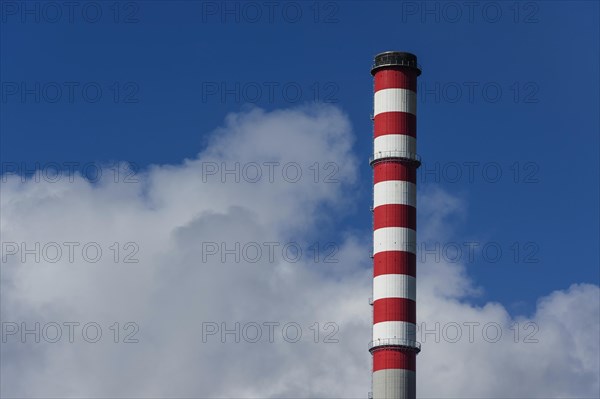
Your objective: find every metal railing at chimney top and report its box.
[371,59,422,72]
[368,338,421,352]
[369,151,421,165]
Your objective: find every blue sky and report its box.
[1,1,598,317]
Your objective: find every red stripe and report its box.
[373,163,416,184]
[373,298,416,323]
[374,69,417,92]
[373,350,416,371]
[373,204,416,230]
[374,252,416,277]
[374,112,416,138]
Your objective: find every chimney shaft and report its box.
[369,51,422,399]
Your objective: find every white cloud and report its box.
[1,104,598,398]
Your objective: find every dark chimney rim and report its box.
[371,51,422,76]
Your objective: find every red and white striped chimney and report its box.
[369,51,422,399]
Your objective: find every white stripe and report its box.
[373,321,416,341]
[373,274,416,302]
[374,227,416,255]
[373,370,415,398]
[373,180,416,209]
[374,88,416,116]
[374,134,416,157]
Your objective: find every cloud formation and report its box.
[1,105,598,398]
